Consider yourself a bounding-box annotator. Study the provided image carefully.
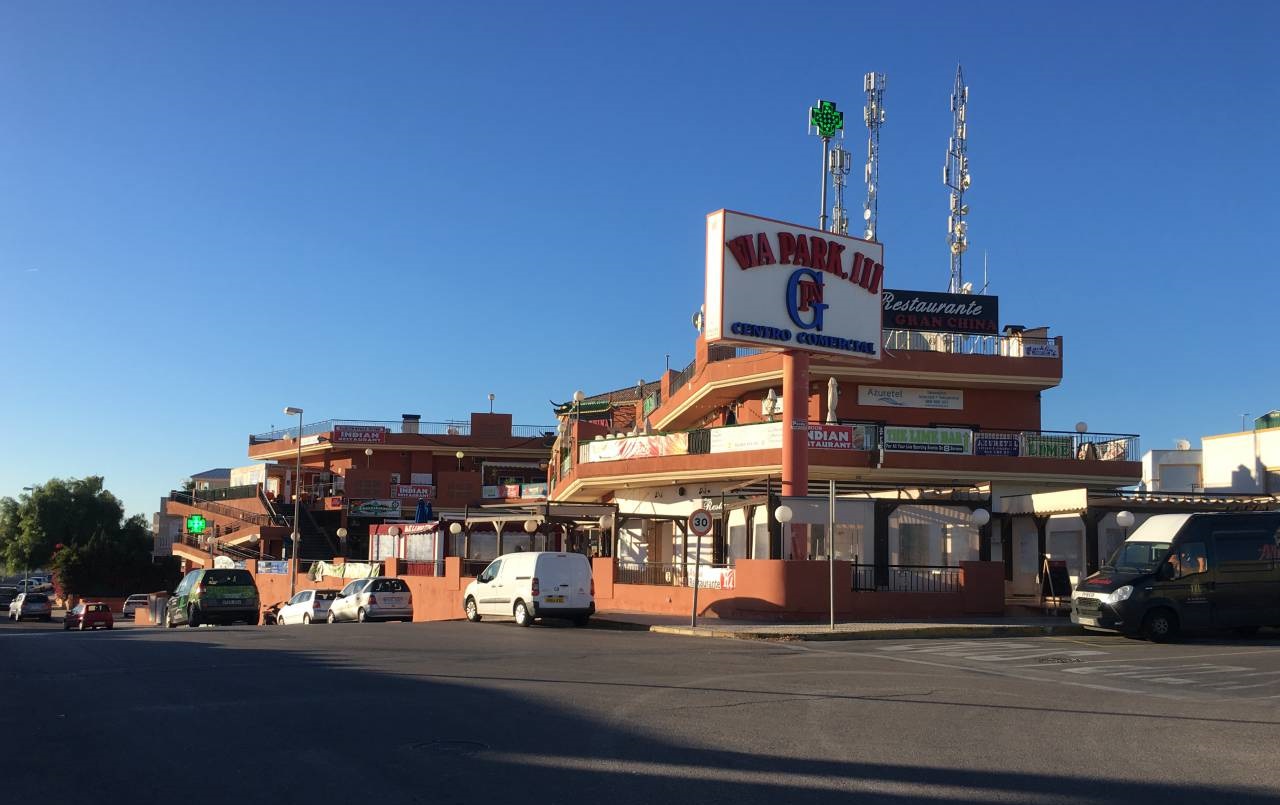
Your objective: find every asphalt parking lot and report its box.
[4,617,1280,804]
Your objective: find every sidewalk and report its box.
[592,610,1085,641]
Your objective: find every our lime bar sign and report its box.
[882,426,973,454]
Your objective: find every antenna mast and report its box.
[943,65,971,293]
[829,144,851,234]
[862,72,886,240]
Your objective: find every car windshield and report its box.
[315,591,338,601]
[87,604,107,612]
[26,594,49,603]
[1103,541,1171,574]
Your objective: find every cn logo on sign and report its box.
[688,509,713,537]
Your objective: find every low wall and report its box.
[593,558,1007,621]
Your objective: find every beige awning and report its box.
[1000,488,1088,516]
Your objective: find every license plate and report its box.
[222,599,243,605]
[380,596,404,607]
[544,596,565,603]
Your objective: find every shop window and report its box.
[897,523,931,566]
[728,525,747,565]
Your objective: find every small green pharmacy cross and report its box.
[809,100,843,138]
[186,514,207,534]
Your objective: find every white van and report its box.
[463,551,595,627]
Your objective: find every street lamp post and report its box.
[1117,510,1134,542]
[284,406,304,596]
[336,527,348,558]
[364,447,373,468]
[455,451,464,471]
[774,504,794,560]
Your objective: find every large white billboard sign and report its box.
[705,210,884,359]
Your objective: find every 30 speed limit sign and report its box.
[688,508,713,537]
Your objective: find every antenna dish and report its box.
[1175,439,1191,451]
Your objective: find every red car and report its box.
[63,602,114,631]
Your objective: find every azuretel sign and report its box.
[705,210,884,360]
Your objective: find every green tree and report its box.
[0,477,178,594]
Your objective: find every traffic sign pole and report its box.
[688,509,712,628]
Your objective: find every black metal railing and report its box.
[852,563,962,593]
[668,359,697,397]
[169,491,275,526]
[614,561,732,587]
[192,485,260,502]
[688,429,711,455]
[251,419,558,444]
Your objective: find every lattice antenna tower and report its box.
[943,65,972,293]
[829,142,852,235]
[862,72,886,240]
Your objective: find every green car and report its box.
[164,568,261,627]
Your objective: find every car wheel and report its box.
[1233,625,1260,638]
[465,597,481,622]
[327,611,337,624]
[302,614,311,625]
[63,621,71,631]
[187,605,202,628]
[513,600,532,627]
[106,623,113,630]
[277,613,286,626]
[1142,608,1179,643]
[573,614,590,627]
[357,608,368,624]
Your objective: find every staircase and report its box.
[260,491,339,561]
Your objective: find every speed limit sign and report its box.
[688,508,713,537]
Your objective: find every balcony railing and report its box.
[852,563,962,593]
[251,419,558,444]
[615,561,733,588]
[881,329,1059,358]
[574,421,1139,466]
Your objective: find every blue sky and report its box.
[2,1,1277,517]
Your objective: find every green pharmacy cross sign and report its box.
[186,514,207,535]
[809,100,843,138]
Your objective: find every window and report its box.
[1174,542,1208,579]
[203,570,253,586]
[372,579,409,593]
[478,560,502,583]
[1213,529,1278,571]
[897,524,931,565]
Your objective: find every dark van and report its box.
[1072,512,1280,641]
[164,568,261,627]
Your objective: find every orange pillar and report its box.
[781,350,809,559]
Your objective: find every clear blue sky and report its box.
[2,2,1277,518]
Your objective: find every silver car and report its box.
[8,592,52,622]
[327,577,413,623]
[122,594,149,619]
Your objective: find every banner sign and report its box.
[883,426,973,454]
[858,385,964,410]
[704,210,884,360]
[1023,341,1060,358]
[1022,434,1074,459]
[882,289,999,334]
[391,484,435,500]
[332,425,388,444]
[482,485,501,499]
[349,499,403,518]
[583,432,690,463]
[257,560,289,575]
[974,433,1020,457]
[709,422,782,453]
[323,496,345,510]
[521,483,548,499]
[806,424,869,450]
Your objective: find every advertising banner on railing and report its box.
[332,425,388,444]
[974,433,1021,457]
[584,432,690,463]
[692,567,736,590]
[1092,438,1130,461]
[482,485,500,499]
[349,499,403,518]
[709,422,782,453]
[521,483,548,499]
[858,385,964,410]
[1023,341,1060,358]
[806,423,869,450]
[883,426,973,454]
[258,560,289,575]
[391,484,435,500]
[1022,434,1075,459]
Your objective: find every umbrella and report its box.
[414,498,432,523]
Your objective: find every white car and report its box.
[277,589,338,625]
[8,592,52,622]
[327,578,412,623]
[464,551,594,627]
[122,594,150,619]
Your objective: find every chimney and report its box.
[401,414,421,435]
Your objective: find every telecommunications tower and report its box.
[862,72,886,241]
[943,65,972,293]
[829,142,852,235]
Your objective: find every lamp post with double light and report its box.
[284,406,304,596]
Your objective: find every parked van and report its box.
[1072,512,1280,641]
[164,568,261,627]
[463,551,594,627]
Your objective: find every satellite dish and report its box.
[1175,439,1191,451]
